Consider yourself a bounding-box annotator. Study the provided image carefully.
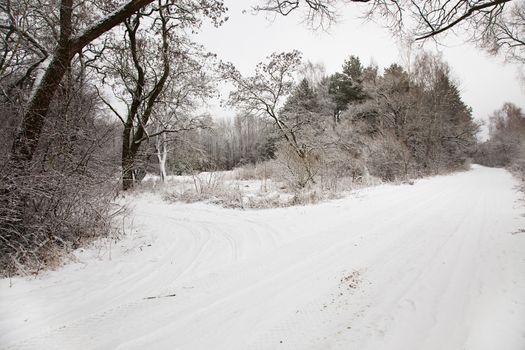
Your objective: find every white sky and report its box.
[194,0,525,138]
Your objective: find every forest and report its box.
[0,0,524,276]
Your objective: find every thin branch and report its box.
[415,0,512,40]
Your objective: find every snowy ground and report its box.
[1,165,525,350]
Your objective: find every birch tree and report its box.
[151,67,214,183]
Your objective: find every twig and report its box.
[143,293,176,300]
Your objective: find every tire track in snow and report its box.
[2,167,525,350]
[2,174,475,349]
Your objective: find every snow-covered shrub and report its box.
[0,85,120,276]
[273,145,321,189]
[368,134,412,182]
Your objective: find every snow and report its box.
[1,165,525,349]
[27,55,53,103]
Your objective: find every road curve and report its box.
[1,165,524,350]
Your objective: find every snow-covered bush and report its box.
[0,83,120,276]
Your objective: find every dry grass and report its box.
[144,161,388,211]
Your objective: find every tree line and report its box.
[217,51,478,187]
[475,103,525,173]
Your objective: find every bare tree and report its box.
[477,102,525,166]
[0,0,225,273]
[150,41,217,182]
[223,51,322,186]
[254,0,344,29]
[5,0,153,168]
[480,1,525,63]
[96,0,220,189]
[2,0,225,172]
[255,0,525,63]
[152,77,214,183]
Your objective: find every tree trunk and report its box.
[121,150,135,189]
[10,0,74,167]
[156,133,168,183]
[9,0,155,170]
[158,156,167,182]
[119,5,172,190]
[11,58,65,166]
[121,122,135,191]
[122,157,135,191]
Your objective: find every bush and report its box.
[368,135,412,181]
[0,80,121,276]
[274,145,321,189]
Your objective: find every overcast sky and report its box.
[194,0,525,138]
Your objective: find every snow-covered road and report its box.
[1,165,525,349]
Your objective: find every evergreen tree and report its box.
[328,55,365,123]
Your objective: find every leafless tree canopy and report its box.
[254,0,343,29]
[222,51,323,185]
[94,1,219,190]
[476,103,525,167]
[255,0,525,62]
